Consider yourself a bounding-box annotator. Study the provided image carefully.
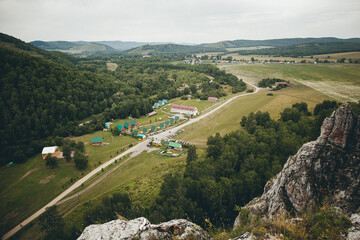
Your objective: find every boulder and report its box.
[78,217,211,240]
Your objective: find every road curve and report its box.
[2,77,259,240]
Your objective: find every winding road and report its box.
[2,78,259,240]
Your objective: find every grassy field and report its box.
[221,51,360,63]
[0,130,136,235]
[174,85,332,146]
[310,51,360,60]
[12,149,189,239]
[222,64,360,102]
[173,63,352,146]
[0,154,80,236]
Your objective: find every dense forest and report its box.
[74,101,340,236]
[0,33,246,166]
[236,41,360,57]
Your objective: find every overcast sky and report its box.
[0,0,359,43]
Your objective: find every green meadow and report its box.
[223,64,360,102]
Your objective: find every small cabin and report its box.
[146,111,157,117]
[133,130,139,136]
[168,142,182,151]
[165,121,170,126]
[117,124,125,132]
[152,139,162,146]
[91,137,104,146]
[160,123,164,128]
[170,118,175,124]
[151,126,157,132]
[130,119,138,128]
[175,116,180,121]
[142,128,149,133]
[138,134,146,141]
[41,146,60,160]
[124,122,130,129]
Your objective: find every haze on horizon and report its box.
[0,0,359,44]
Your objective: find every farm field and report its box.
[174,64,347,146]
[221,63,360,102]
[220,51,360,63]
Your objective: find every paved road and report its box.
[2,78,259,240]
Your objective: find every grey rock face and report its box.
[348,213,360,240]
[78,217,211,240]
[234,103,360,229]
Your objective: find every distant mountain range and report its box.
[28,37,360,56]
[199,37,360,49]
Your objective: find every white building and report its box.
[170,104,198,116]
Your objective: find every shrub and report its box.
[74,151,88,170]
[45,155,58,168]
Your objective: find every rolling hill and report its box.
[30,40,116,55]
[199,37,360,49]
[123,43,225,55]
[0,33,79,66]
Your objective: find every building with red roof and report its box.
[170,104,199,116]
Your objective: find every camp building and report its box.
[168,142,182,151]
[117,124,125,132]
[124,122,130,129]
[171,104,198,116]
[138,134,146,141]
[208,97,218,101]
[41,146,60,160]
[152,139,162,146]
[91,137,104,146]
[130,119,138,128]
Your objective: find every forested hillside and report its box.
[124,43,225,55]
[236,41,360,57]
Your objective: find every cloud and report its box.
[0,0,359,43]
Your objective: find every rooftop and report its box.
[41,146,58,154]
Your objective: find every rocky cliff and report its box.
[78,217,211,240]
[234,103,360,238]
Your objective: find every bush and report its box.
[267,93,273,96]
[45,155,58,168]
[181,96,188,100]
[74,151,88,170]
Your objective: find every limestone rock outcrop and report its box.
[78,217,211,240]
[234,103,360,236]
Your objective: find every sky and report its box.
[0,0,359,44]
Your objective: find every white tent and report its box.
[41,146,58,155]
